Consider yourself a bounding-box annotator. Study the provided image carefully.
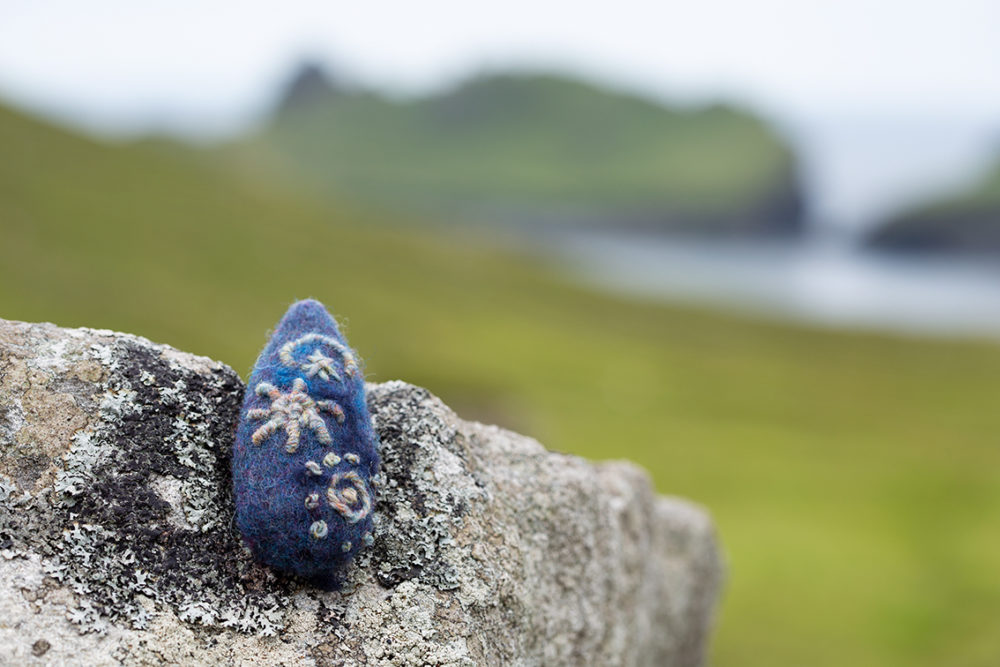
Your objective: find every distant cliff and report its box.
[866,161,1000,255]
[233,63,805,237]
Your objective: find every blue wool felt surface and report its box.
[232,299,378,586]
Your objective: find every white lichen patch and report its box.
[88,342,117,370]
[150,474,195,531]
[99,387,139,419]
[29,337,72,372]
[352,579,474,666]
[0,396,25,445]
[0,474,18,504]
[55,431,110,504]
[158,346,228,377]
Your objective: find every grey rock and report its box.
[0,318,723,666]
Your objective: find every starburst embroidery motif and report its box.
[247,378,342,453]
[302,349,340,381]
[279,333,358,381]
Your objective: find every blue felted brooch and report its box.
[232,299,378,588]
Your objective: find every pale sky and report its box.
[1,0,999,138]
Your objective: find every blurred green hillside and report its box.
[867,160,1000,254]
[2,103,1000,666]
[228,66,803,236]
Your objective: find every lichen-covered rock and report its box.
[0,318,723,666]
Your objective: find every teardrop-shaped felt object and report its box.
[232,299,378,587]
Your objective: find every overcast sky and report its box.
[0,0,998,138]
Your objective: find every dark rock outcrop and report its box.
[866,208,1000,255]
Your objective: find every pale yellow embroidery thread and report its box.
[247,378,343,453]
[279,333,359,381]
[326,470,372,524]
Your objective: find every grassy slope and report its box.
[237,73,796,224]
[2,104,1000,665]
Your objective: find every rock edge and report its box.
[0,318,722,666]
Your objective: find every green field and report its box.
[2,103,1000,665]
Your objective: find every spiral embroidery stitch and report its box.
[326,470,372,524]
[231,299,379,589]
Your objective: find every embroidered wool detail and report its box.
[303,350,338,381]
[232,299,380,588]
[310,520,328,539]
[247,378,341,453]
[279,333,359,381]
[326,470,372,524]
